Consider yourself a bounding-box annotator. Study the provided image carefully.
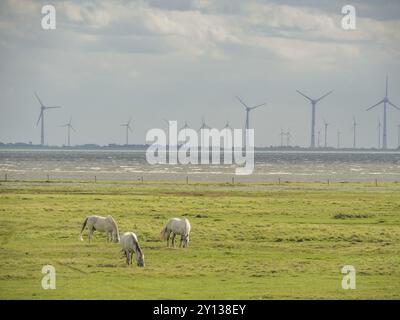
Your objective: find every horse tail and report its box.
[79,217,88,241]
[160,224,169,240]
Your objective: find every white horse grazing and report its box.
[79,215,120,243]
[161,218,191,248]
[120,232,145,267]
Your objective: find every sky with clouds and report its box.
[0,0,400,147]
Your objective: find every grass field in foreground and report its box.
[0,180,399,299]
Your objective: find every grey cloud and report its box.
[0,0,399,148]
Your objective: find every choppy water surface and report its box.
[0,149,399,182]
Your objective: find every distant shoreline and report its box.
[0,143,399,152]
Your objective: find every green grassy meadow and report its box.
[0,180,399,299]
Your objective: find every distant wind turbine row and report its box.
[33,76,399,149]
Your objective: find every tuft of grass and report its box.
[333,213,374,219]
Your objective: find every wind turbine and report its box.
[223,120,232,130]
[198,117,211,147]
[34,92,61,145]
[179,120,191,145]
[337,130,341,149]
[323,119,329,148]
[296,89,333,148]
[121,117,133,145]
[180,120,190,134]
[198,117,210,131]
[61,117,76,147]
[352,116,358,149]
[366,76,400,149]
[223,121,233,147]
[236,96,266,147]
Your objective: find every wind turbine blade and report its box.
[249,103,266,110]
[388,100,400,111]
[296,90,313,102]
[366,99,385,111]
[34,92,44,106]
[36,111,43,126]
[315,90,333,102]
[46,106,61,109]
[236,96,248,109]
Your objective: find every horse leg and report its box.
[179,236,183,248]
[171,233,176,247]
[129,251,133,265]
[125,250,129,265]
[166,231,170,247]
[88,227,95,244]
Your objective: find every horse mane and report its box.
[135,241,142,255]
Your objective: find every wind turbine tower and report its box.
[377,119,382,149]
[34,92,61,145]
[337,130,341,149]
[398,124,400,149]
[323,119,329,148]
[198,117,211,147]
[223,120,233,148]
[352,116,358,149]
[286,130,292,147]
[317,129,321,148]
[366,76,400,149]
[280,128,285,147]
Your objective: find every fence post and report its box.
[232,176,235,185]
[278,178,281,185]
[327,179,330,186]
[94,175,97,183]
[375,178,378,187]
[141,176,144,184]
[186,176,189,184]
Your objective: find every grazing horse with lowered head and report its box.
[79,215,120,243]
[161,217,191,248]
[120,232,145,267]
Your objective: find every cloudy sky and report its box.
[0,0,400,148]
